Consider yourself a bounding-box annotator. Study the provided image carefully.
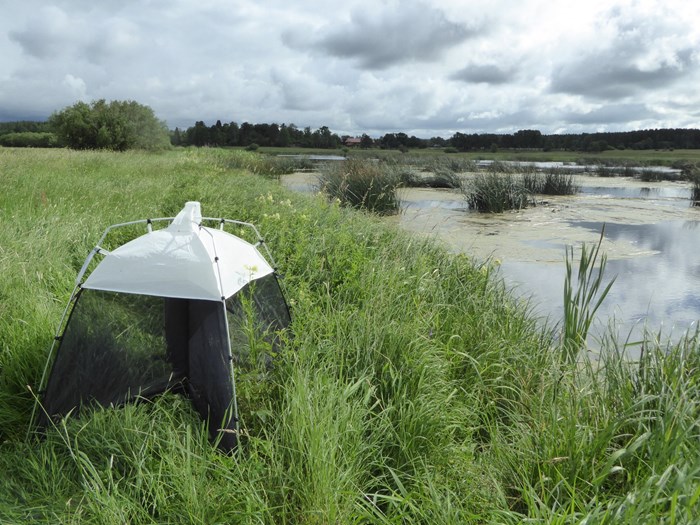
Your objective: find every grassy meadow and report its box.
[1,147,700,523]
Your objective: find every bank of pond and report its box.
[283,160,700,349]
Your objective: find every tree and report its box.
[170,127,183,146]
[360,133,374,148]
[50,100,170,151]
[513,129,543,149]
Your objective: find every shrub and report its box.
[318,159,401,215]
[246,143,260,151]
[463,173,533,212]
[49,100,170,151]
[0,132,58,148]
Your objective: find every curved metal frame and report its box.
[30,213,274,440]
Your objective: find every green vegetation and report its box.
[0,132,58,148]
[173,119,700,153]
[400,168,463,189]
[688,166,700,206]
[1,148,700,523]
[49,100,171,151]
[317,158,401,214]
[562,229,616,362]
[463,172,534,212]
[522,169,580,195]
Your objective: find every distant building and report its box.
[343,137,362,147]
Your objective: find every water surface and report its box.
[283,171,700,346]
[391,175,700,346]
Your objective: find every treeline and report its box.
[449,128,700,152]
[173,120,700,152]
[4,112,700,152]
[0,121,58,148]
[171,121,343,149]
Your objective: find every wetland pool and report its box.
[284,172,700,348]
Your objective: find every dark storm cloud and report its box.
[450,64,515,85]
[306,2,478,70]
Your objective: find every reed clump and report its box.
[522,169,580,195]
[561,227,616,362]
[463,172,533,212]
[690,167,700,206]
[400,166,463,189]
[317,158,401,215]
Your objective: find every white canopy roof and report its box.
[82,202,274,301]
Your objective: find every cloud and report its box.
[270,68,341,112]
[62,74,88,100]
[451,64,516,85]
[550,52,695,99]
[549,4,699,100]
[9,6,74,59]
[562,103,659,125]
[2,0,700,136]
[289,1,478,70]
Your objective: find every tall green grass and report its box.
[463,173,533,212]
[522,169,580,195]
[562,228,616,362]
[1,147,699,523]
[317,158,401,215]
[690,168,700,205]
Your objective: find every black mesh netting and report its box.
[39,274,290,452]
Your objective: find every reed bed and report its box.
[1,147,699,523]
[691,168,700,206]
[522,169,580,195]
[463,172,533,212]
[317,158,401,215]
[399,166,463,189]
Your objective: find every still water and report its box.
[283,172,700,346]
[503,220,700,346]
[391,175,700,347]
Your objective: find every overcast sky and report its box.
[2,0,699,137]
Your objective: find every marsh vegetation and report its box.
[317,158,402,215]
[1,148,699,523]
[463,172,534,212]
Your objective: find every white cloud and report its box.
[62,74,87,100]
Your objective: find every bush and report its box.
[49,100,171,151]
[0,132,58,148]
[318,159,401,215]
[246,143,260,151]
